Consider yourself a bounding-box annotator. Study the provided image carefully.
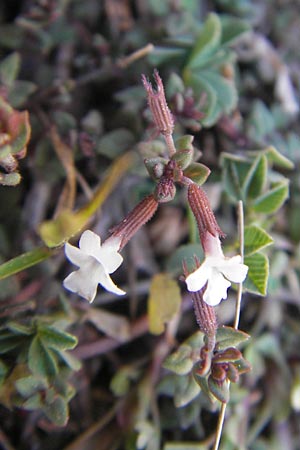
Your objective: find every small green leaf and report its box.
[15,375,48,397]
[184,162,211,185]
[0,247,53,280]
[171,148,194,170]
[248,101,275,141]
[38,325,78,351]
[221,155,250,202]
[163,345,194,375]
[6,321,33,336]
[28,336,58,378]
[187,13,222,70]
[243,154,268,199]
[185,73,217,127]
[22,393,43,410]
[244,253,269,296]
[174,374,200,408]
[244,225,273,256]
[265,145,294,170]
[208,377,229,403]
[0,52,20,87]
[148,46,186,66]
[43,395,69,426]
[220,17,250,46]
[216,326,250,350]
[148,274,181,335]
[252,182,289,214]
[97,128,135,159]
[197,70,237,115]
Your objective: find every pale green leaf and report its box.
[38,325,78,351]
[0,247,53,281]
[265,145,294,170]
[43,395,69,426]
[216,326,250,350]
[15,375,48,397]
[243,154,268,199]
[0,52,20,87]
[183,162,211,185]
[208,376,230,403]
[187,13,222,70]
[244,225,273,256]
[28,337,58,378]
[197,70,237,115]
[252,182,289,214]
[148,46,186,66]
[148,274,181,335]
[244,253,269,296]
[97,128,135,159]
[221,16,250,46]
[184,72,217,127]
[174,374,200,408]
[163,345,194,375]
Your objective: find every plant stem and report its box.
[234,200,245,330]
[212,402,227,450]
[212,201,245,450]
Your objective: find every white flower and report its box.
[63,230,125,302]
[185,234,248,306]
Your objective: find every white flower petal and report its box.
[97,271,126,296]
[218,256,248,283]
[96,237,123,273]
[203,271,231,306]
[79,230,101,256]
[63,270,99,302]
[65,242,90,267]
[185,262,211,292]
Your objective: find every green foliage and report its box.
[149,13,249,127]
[0,317,79,426]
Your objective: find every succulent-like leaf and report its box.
[216,326,250,350]
[174,374,201,408]
[163,345,194,375]
[184,162,211,185]
[208,377,230,403]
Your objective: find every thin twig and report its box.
[212,200,245,450]
[234,200,245,330]
[212,402,227,450]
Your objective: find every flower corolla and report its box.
[63,230,125,302]
[185,234,248,306]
